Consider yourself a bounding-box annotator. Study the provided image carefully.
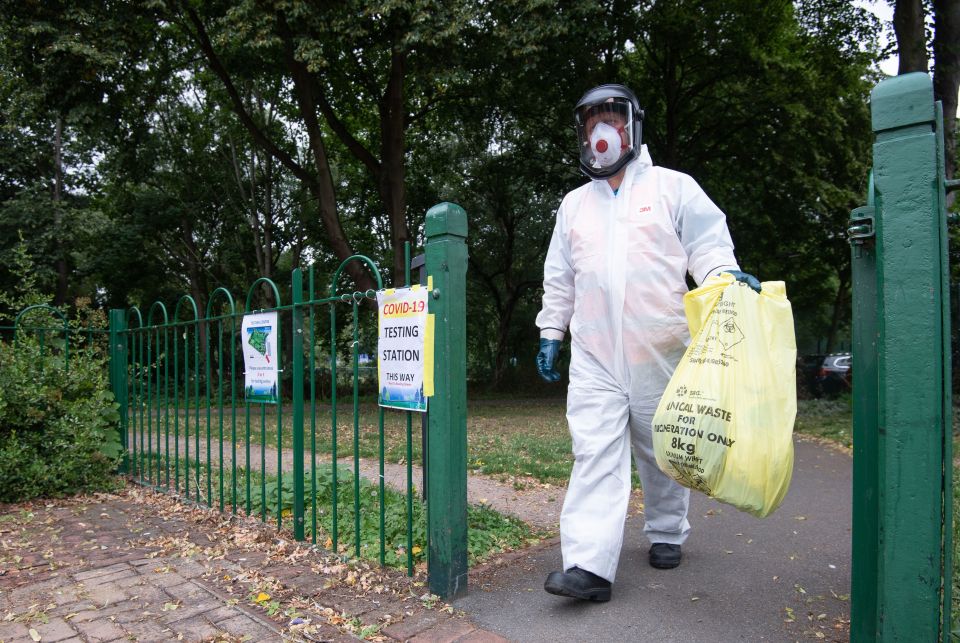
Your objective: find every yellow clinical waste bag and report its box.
[652,274,796,518]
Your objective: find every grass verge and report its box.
[129,456,540,571]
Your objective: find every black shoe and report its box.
[544,567,612,602]
[649,543,682,569]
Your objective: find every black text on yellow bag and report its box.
[652,274,797,518]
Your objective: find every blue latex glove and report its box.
[724,270,762,293]
[536,338,562,383]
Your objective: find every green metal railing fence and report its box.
[110,202,469,597]
[1,304,110,368]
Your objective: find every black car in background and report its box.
[815,353,852,398]
[798,352,852,399]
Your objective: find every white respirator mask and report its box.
[589,122,625,167]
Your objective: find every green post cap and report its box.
[871,71,935,133]
[425,202,468,239]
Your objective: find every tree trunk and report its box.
[933,0,959,188]
[53,117,68,306]
[491,294,517,389]
[228,137,266,276]
[280,37,374,294]
[180,218,209,357]
[380,48,410,286]
[662,46,680,169]
[824,273,850,354]
[263,154,274,279]
[248,145,267,277]
[894,0,928,74]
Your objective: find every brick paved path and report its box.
[0,488,507,643]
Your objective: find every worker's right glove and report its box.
[536,338,562,383]
[724,270,762,293]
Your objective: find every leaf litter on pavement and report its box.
[119,485,459,640]
[1,484,462,641]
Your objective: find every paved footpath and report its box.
[2,436,852,643]
[0,489,506,643]
[455,437,853,642]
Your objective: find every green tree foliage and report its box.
[0,0,160,305]
[159,0,488,291]
[0,242,118,501]
[428,0,879,381]
[0,0,885,384]
[0,340,122,502]
[0,234,56,323]
[92,71,297,311]
[623,0,877,352]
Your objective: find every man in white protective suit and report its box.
[537,84,760,602]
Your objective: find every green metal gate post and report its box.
[109,309,129,473]
[850,175,879,642]
[292,268,306,541]
[424,202,469,599]
[850,72,953,642]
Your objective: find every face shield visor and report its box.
[574,97,640,180]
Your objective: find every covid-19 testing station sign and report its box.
[376,286,433,412]
[242,311,279,404]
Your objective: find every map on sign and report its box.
[241,312,279,404]
[247,326,271,362]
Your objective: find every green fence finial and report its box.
[425,202,468,239]
[870,71,935,133]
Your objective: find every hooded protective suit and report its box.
[536,145,740,582]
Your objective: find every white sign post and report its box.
[242,311,279,404]
[377,286,431,412]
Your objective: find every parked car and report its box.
[797,354,825,398]
[815,352,852,398]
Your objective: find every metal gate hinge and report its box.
[848,205,875,245]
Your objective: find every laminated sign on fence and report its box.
[242,311,279,404]
[377,286,433,412]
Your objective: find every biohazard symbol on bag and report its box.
[652,273,797,517]
[717,317,745,350]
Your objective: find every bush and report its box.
[0,340,122,502]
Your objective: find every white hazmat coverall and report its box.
[536,145,740,582]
